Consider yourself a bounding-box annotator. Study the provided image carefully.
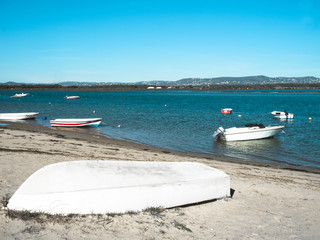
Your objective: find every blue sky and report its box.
[0,0,319,83]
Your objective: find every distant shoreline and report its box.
[1,83,320,93]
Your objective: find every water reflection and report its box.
[273,117,294,122]
[0,119,38,124]
[213,138,282,160]
[51,126,103,135]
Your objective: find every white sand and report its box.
[1,125,319,239]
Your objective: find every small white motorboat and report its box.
[50,118,102,127]
[10,93,29,98]
[213,123,284,142]
[7,160,230,214]
[221,108,233,114]
[65,96,80,99]
[271,111,294,119]
[0,112,39,120]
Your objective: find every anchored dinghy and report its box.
[7,160,230,214]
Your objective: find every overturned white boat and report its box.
[213,123,284,142]
[271,111,294,119]
[7,160,230,214]
[50,118,102,127]
[0,112,39,120]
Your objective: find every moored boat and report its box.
[10,93,29,98]
[0,112,39,120]
[271,111,294,119]
[50,118,102,127]
[65,96,80,99]
[213,123,284,142]
[221,108,233,114]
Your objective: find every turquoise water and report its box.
[1,90,319,169]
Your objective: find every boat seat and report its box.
[245,123,265,128]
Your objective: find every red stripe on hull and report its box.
[50,120,101,127]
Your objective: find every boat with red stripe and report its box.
[221,108,233,114]
[50,118,102,127]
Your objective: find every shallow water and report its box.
[1,90,319,169]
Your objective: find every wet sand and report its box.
[1,122,319,239]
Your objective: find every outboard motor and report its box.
[212,127,225,140]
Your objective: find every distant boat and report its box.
[0,112,39,120]
[213,123,284,142]
[11,93,29,98]
[221,108,233,114]
[7,160,230,214]
[271,111,294,119]
[50,118,102,127]
[65,96,80,99]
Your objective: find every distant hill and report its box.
[63,75,319,86]
[63,76,320,87]
[2,81,25,85]
[2,76,320,87]
[57,81,122,86]
[172,76,320,86]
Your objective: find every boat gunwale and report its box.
[50,118,102,127]
[224,126,284,135]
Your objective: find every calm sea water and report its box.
[1,90,319,169]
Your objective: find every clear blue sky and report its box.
[0,0,319,83]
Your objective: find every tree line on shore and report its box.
[0,83,319,91]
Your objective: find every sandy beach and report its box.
[1,122,319,239]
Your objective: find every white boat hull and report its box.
[11,93,29,98]
[271,111,294,119]
[7,160,230,214]
[221,108,232,114]
[50,118,102,127]
[65,96,80,99]
[0,112,39,120]
[214,125,284,142]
